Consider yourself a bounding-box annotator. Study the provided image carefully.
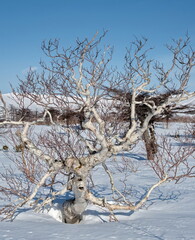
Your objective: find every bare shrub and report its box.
[149,126,195,182]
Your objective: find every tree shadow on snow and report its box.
[8,207,32,222]
[117,152,146,161]
[173,142,195,147]
[83,208,134,223]
[144,188,182,209]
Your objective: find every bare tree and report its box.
[0,32,194,223]
[105,88,195,160]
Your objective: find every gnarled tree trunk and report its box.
[62,174,88,224]
[143,124,158,160]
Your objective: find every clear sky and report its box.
[0,0,195,93]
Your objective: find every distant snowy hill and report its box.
[1,93,194,110]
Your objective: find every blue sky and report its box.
[0,0,195,93]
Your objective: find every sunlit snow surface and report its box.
[0,94,195,239]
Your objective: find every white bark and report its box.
[62,175,88,223]
[0,33,194,223]
[86,176,168,211]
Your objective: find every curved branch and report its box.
[86,176,167,211]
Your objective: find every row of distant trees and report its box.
[0,105,81,125]
[1,93,194,162]
[1,99,194,124]
[1,96,194,161]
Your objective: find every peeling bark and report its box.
[62,175,88,223]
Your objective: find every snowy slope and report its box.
[0,93,194,110]
[0,178,194,239]
[0,176,194,240]
[0,122,194,239]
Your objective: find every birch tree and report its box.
[0,32,194,223]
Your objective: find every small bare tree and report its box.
[0,32,194,223]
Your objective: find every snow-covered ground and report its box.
[0,122,194,239]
